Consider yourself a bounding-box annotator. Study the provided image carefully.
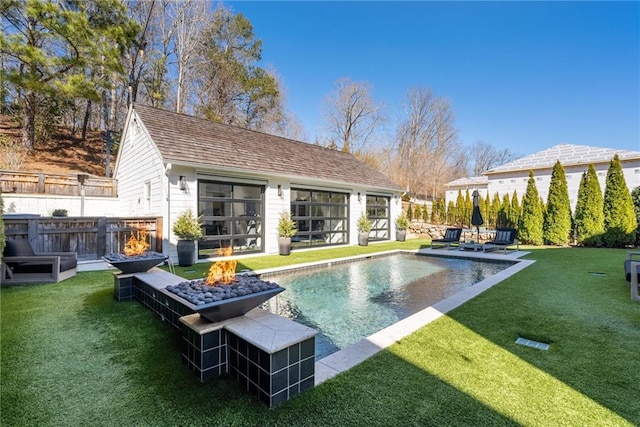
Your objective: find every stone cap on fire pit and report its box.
[223,308,318,354]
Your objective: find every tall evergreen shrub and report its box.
[632,186,640,246]
[511,190,521,229]
[518,171,544,245]
[483,193,492,227]
[422,203,429,222]
[543,160,572,245]
[406,204,413,221]
[602,154,637,247]
[454,190,464,225]
[446,201,455,224]
[497,193,510,228]
[573,165,604,246]
[490,193,501,229]
[463,190,472,227]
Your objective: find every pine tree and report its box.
[422,203,429,222]
[511,191,521,229]
[573,165,604,246]
[519,171,544,245]
[603,155,638,247]
[406,204,413,221]
[543,160,572,245]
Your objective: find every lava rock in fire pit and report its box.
[103,251,166,262]
[166,275,281,306]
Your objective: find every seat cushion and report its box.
[9,258,77,274]
[4,239,36,257]
[624,259,640,282]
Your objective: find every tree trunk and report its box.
[22,91,36,151]
[81,99,92,141]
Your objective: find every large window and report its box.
[198,180,264,258]
[366,195,390,241]
[291,189,348,248]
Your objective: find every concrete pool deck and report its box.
[313,248,534,384]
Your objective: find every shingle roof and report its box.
[445,176,488,187]
[485,143,640,175]
[132,104,401,191]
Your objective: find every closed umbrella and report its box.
[471,190,484,241]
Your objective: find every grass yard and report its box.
[1,241,639,426]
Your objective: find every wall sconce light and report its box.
[179,176,187,192]
[357,192,361,202]
[277,184,283,198]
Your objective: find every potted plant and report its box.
[395,212,409,242]
[52,209,68,217]
[172,209,202,266]
[357,213,372,246]
[277,211,297,256]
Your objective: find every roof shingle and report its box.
[133,104,401,191]
[485,143,640,175]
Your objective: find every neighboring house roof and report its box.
[131,104,402,191]
[445,176,488,188]
[484,143,640,175]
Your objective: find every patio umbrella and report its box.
[471,190,484,241]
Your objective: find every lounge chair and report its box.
[431,228,462,249]
[482,228,519,253]
[624,251,640,302]
[1,239,77,285]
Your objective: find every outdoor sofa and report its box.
[1,239,77,285]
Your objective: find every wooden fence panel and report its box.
[1,171,117,197]
[3,216,162,260]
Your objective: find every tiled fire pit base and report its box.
[113,268,317,408]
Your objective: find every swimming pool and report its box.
[261,252,513,360]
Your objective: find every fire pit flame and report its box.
[123,230,150,256]
[205,247,237,285]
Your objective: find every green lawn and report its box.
[1,241,639,426]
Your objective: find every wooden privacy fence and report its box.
[0,171,117,197]
[3,216,163,260]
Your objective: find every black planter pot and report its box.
[278,237,292,256]
[397,230,407,242]
[177,239,196,266]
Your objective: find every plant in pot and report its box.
[172,209,202,266]
[395,211,409,242]
[277,211,297,256]
[357,213,372,246]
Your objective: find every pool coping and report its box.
[253,248,535,385]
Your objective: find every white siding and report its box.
[447,158,640,212]
[2,194,119,217]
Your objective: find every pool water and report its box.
[262,253,510,360]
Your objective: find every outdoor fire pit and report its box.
[103,231,167,274]
[165,275,284,322]
[164,246,284,322]
[103,251,168,274]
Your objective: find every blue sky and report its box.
[227,1,639,156]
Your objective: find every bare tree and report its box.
[468,140,518,176]
[393,86,461,199]
[170,0,206,113]
[321,78,384,154]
